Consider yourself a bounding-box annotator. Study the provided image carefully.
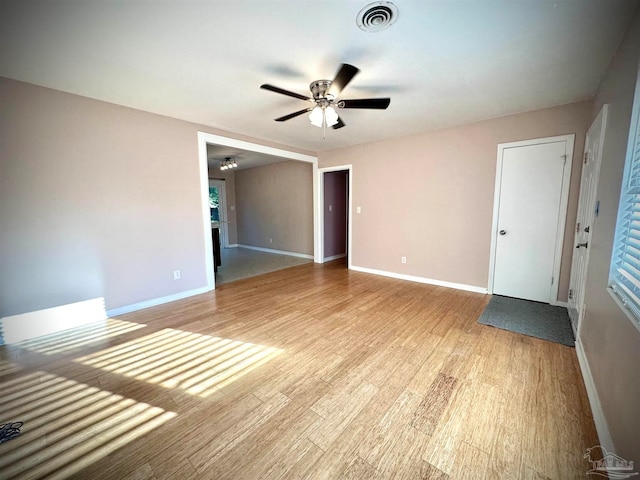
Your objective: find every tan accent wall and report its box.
[0,77,312,317]
[234,161,313,255]
[580,9,640,460]
[319,101,592,297]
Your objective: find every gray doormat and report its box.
[478,295,575,347]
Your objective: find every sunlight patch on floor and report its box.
[0,360,22,377]
[74,328,283,398]
[14,319,146,355]
[0,371,176,480]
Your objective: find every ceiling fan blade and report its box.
[338,98,390,109]
[274,107,313,122]
[260,84,311,101]
[329,64,360,96]
[332,117,346,129]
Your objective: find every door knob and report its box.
[576,242,588,249]
[499,230,507,236]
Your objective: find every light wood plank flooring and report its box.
[0,260,599,479]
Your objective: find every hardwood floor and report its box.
[0,260,599,479]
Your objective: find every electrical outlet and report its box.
[269,238,273,244]
[356,206,362,214]
[401,257,407,264]
[173,270,181,280]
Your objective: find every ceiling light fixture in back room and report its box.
[220,157,237,170]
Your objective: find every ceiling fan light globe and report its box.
[325,106,339,127]
[309,106,324,127]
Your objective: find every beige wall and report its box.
[580,10,640,460]
[235,161,313,255]
[0,77,312,317]
[319,101,592,297]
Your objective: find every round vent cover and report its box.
[356,1,398,32]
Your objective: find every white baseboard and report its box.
[553,300,569,308]
[575,337,615,454]
[324,253,346,262]
[349,265,489,294]
[236,244,314,260]
[226,244,239,248]
[106,286,210,317]
[1,297,107,344]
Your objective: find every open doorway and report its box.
[197,132,318,290]
[207,153,314,285]
[318,165,352,267]
[323,170,349,263]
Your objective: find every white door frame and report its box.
[197,132,318,291]
[317,165,353,268]
[488,134,575,305]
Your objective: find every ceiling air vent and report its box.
[356,1,398,32]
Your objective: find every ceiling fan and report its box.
[260,64,390,137]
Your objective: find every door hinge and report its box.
[576,222,581,233]
[584,152,588,164]
[551,276,554,285]
[569,289,573,300]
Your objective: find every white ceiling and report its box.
[1,0,637,153]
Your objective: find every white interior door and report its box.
[491,136,573,303]
[568,105,608,335]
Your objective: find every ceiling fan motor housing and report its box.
[310,80,334,101]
